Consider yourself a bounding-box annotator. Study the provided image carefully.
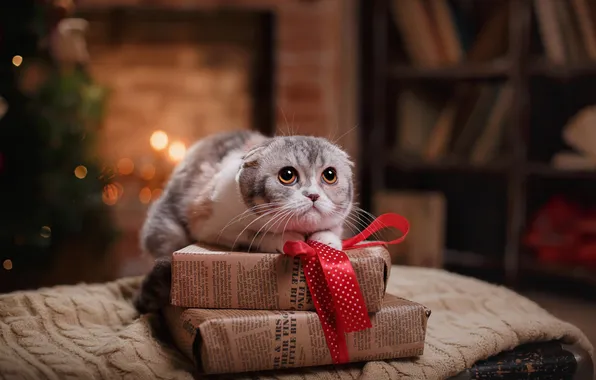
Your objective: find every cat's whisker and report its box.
[341,218,361,238]
[279,209,296,245]
[222,204,278,227]
[326,207,386,242]
[247,205,296,252]
[246,208,288,252]
[345,211,383,240]
[350,206,396,242]
[290,113,297,136]
[332,125,357,146]
[319,207,357,235]
[253,208,295,253]
[216,202,284,243]
[244,202,297,248]
[279,107,292,137]
[230,206,288,250]
[337,213,366,238]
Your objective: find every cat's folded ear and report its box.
[336,148,355,167]
[241,145,267,168]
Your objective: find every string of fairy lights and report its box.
[1,45,24,272]
[1,56,54,271]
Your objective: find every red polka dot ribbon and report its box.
[283,213,410,364]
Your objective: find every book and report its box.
[469,84,514,165]
[570,0,596,61]
[451,84,500,158]
[395,87,440,158]
[391,0,443,67]
[427,0,464,64]
[556,0,587,63]
[534,0,567,64]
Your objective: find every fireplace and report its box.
[76,7,274,274]
[73,0,357,279]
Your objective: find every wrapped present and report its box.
[170,243,392,312]
[164,294,431,375]
[171,213,412,367]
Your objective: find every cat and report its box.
[134,130,355,313]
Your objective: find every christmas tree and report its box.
[0,0,117,290]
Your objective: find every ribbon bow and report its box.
[283,213,410,364]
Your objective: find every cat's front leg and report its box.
[308,229,343,251]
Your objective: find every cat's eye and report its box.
[322,167,337,184]
[278,167,298,185]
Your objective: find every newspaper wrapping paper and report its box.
[164,294,430,375]
[170,246,392,313]
[283,213,410,364]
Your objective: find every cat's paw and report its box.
[309,230,343,251]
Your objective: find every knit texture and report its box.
[0,266,592,380]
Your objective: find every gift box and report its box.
[164,294,431,375]
[170,243,392,312]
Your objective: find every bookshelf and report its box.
[359,0,596,297]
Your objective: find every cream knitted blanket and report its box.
[0,266,592,380]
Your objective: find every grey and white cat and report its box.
[134,130,354,313]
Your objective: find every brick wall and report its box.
[79,0,358,152]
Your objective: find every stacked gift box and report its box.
[164,222,430,375]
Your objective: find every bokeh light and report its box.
[150,130,168,151]
[3,259,12,270]
[139,187,152,204]
[140,163,156,180]
[12,55,23,67]
[74,165,87,179]
[102,183,122,206]
[40,226,51,238]
[117,158,134,175]
[168,141,186,162]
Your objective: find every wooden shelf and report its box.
[361,0,596,294]
[388,61,511,81]
[529,61,596,79]
[388,157,509,173]
[389,161,596,179]
[526,163,596,179]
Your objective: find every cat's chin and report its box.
[283,212,339,235]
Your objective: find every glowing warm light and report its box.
[40,226,51,238]
[139,187,152,204]
[152,188,163,200]
[102,183,122,206]
[74,165,87,179]
[150,130,169,151]
[117,158,134,175]
[3,259,12,271]
[12,55,23,67]
[140,163,156,180]
[168,141,186,162]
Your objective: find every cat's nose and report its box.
[306,193,320,202]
